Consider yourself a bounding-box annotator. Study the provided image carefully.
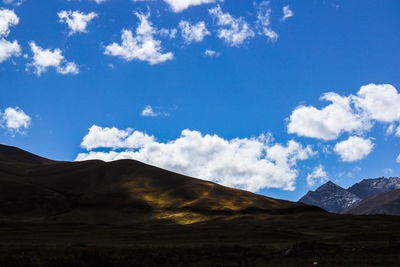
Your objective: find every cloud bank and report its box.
[76,125,315,192]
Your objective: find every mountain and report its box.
[343,189,400,215]
[299,181,362,213]
[0,144,54,165]
[347,177,400,199]
[0,145,323,224]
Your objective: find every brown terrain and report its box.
[0,144,399,266]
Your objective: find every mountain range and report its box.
[300,177,400,214]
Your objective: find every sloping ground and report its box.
[343,189,400,215]
[0,144,54,165]
[0,145,323,224]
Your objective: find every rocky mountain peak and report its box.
[299,181,361,213]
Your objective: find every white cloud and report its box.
[104,12,173,65]
[209,5,255,47]
[0,8,18,37]
[0,38,20,62]
[80,125,155,150]
[57,61,79,75]
[1,107,31,135]
[2,0,24,6]
[396,126,400,137]
[288,84,400,141]
[204,49,220,57]
[0,9,21,63]
[179,20,210,44]
[159,28,177,39]
[334,136,374,162]
[164,0,222,12]
[255,1,278,41]
[383,168,393,175]
[90,0,108,3]
[281,5,294,21]
[28,42,79,75]
[287,92,369,140]
[354,84,400,123]
[76,126,315,192]
[397,154,400,164]
[141,105,166,117]
[306,165,328,186]
[386,124,395,135]
[58,10,98,35]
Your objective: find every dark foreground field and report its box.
[1,212,400,267]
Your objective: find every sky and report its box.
[1,0,400,201]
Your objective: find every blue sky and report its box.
[1,0,400,201]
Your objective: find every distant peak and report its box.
[318,181,341,190]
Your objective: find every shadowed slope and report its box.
[0,145,323,224]
[343,189,400,215]
[0,144,54,165]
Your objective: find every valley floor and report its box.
[1,212,400,266]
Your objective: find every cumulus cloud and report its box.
[353,84,400,123]
[2,0,24,6]
[0,107,31,135]
[383,168,393,175]
[288,84,400,141]
[204,49,220,57]
[179,20,210,44]
[141,105,167,117]
[0,38,20,62]
[76,126,315,192]
[28,42,79,75]
[209,5,254,47]
[159,28,177,39]
[58,10,98,35]
[255,1,278,41]
[104,12,173,65]
[80,125,155,150]
[281,5,294,21]
[287,92,369,140]
[0,8,19,36]
[397,154,400,164]
[334,136,374,162]
[386,124,395,135]
[0,9,21,63]
[164,0,222,12]
[306,165,328,186]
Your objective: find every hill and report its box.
[0,144,54,165]
[343,188,400,215]
[0,145,322,224]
